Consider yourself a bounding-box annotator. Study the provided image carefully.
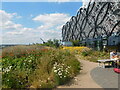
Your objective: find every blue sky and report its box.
[2,2,82,28]
[1,2,84,44]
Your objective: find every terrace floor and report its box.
[91,67,119,88]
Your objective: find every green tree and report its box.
[71,40,80,46]
[41,39,60,48]
[53,39,60,48]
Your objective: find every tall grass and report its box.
[2,45,80,88]
[2,45,46,58]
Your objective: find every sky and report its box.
[1,0,89,44]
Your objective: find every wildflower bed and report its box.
[2,45,80,88]
[62,46,109,62]
[62,46,91,54]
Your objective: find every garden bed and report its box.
[2,45,80,88]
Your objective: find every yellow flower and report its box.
[61,46,91,54]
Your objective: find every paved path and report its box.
[91,67,119,88]
[58,55,119,89]
[58,56,101,88]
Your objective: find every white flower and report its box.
[48,78,50,80]
[5,69,10,72]
[54,62,57,66]
[9,66,12,69]
[58,68,60,71]
[58,70,62,73]
[68,66,71,69]
[65,70,68,72]
[53,67,56,69]
[58,72,62,76]
[54,70,57,73]
[29,60,32,62]
[4,67,11,72]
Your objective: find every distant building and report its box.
[62,41,72,46]
[108,36,120,46]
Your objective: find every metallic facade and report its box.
[62,1,120,42]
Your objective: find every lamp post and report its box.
[102,35,108,51]
[96,36,102,51]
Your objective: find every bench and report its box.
[97,59,118,68]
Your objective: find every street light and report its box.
[102,35,108,50]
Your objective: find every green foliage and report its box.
[41,39,60,48]
[2,46,80,88]
[80,50,109,62]
[81,50,92,56]
[71,40,80,46]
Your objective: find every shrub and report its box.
[80,50,109,62]
[2,45,80,88]
[81,50,92,56]
[53,63,71,85]
[40,39,60,48]
[71,40,80,46]
[62,46,109,62]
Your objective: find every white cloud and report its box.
[32,13,70,41]
[0,10,26,32]
[33,13,70,25]
[0,10,13,25]
[2,10,70,44]
[1,10,33,44]
[0,10,22,28]
[6,27,32,35]
[82,0,94,8]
